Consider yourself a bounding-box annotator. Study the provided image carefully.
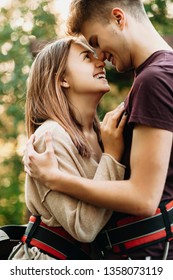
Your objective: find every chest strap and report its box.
[21,215,91,260]
[95,200,173,255]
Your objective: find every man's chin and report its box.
[115,65,134,73]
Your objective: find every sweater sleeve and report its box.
[34,121,124,242]
[94,153,125,181]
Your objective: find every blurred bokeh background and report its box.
[0,0,173,226]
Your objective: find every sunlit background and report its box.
[0,0,173,226]
[0,0,71,17]
[0,0,71,35]
[0,0,74,225]
[0,1,71,155]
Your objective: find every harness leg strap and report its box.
[159,202,173,241]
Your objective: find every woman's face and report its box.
[62,42,110,97]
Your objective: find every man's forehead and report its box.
[81,20,98,39]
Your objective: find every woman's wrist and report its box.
[103,153,126,168]
[103,148,122,163]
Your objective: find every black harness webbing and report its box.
[95,200,173,255]
[21,215,91,260]
[0,225,26,241]
[0,225,26,260]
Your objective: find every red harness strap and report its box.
[21,215,90,260]
[96,200,173,255]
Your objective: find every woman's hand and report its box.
[23,131,58,183]
[101,102,127,162]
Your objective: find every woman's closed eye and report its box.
[84,52,91,60]
[84,51,96,61]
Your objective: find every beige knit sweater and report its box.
[13,119,125,259]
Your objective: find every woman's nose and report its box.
[95,58,106,68]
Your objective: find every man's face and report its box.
[81,19,133,73]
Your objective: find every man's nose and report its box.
[96,50,107,62]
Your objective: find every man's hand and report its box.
[23,131,58,183]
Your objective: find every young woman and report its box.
[10,37,127,260]
[23,0,173,260]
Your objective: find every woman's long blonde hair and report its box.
[26,38,102,157]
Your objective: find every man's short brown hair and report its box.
[67,0,147,36]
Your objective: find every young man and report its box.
[24,0,173,259]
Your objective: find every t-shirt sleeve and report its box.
[128,70,173,132]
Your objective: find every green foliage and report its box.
[0,154,25,225]
[98,69,133,119]
[0,0,173,226]
[0,0,58,225]
[144,0,173,34]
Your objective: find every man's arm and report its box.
[50,125,172,216]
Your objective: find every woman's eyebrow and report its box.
[79,49,94,56]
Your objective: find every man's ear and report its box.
[60,78,70,88]
[111,8,125,29]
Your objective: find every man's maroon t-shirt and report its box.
[121,50,173,259]
[124,51,173,200]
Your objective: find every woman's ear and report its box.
[60,78,70,88]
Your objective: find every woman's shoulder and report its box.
[34,119,72,146]
[35,119,67,137]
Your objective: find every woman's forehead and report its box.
[73,40,94,53]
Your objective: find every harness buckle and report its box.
[105,230,112,250]
[159,201,173,242]
[24,215,41,245]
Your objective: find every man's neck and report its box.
[130,19,172,69]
